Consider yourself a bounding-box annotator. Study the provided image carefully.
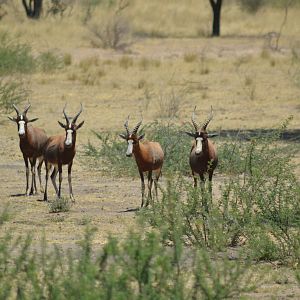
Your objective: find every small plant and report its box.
[239,0,265,13]
[37,50,64,73]
[48,197,71,213]
[183,52,198,63]
[88,15,130,50]
[0,77,29,113]
[119,55,133,69]
[156,89,182,119]
[63,53,72,66]
[0,32,35,75]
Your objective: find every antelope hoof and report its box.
[70,194,75,203]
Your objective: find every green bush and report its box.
[48,197,71,213]
[37,50,64,73]
[0,220,256,299]
[0,78,29,113]
[0,32,35,75]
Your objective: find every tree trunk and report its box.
[22,0,43,19]
[209,0,222,37]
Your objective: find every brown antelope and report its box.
[43,104,84,201]
[8,104,48,195]
[184,106,218,191]
[119,116,164,208]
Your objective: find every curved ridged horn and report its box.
[124,115,130,136]
[72,103,83,124]
[201,106,213,131]
[23,103,31,116]
[13,104,20,115]
[191,106,200,132]
[63,103,70,124]
[132,118,143,135]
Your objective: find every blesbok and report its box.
[8,104,48,195]
[43,104,84,202]
[119,116,164,208]
[184,106,218,190]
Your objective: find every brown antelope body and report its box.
[43,104,84,201]
[120,117,164,207]
[8,104,48,195]
[185,107,218,189]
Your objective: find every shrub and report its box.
[48,197,71,213]
[0,78,29,113]
[156,89,182,119]
[37,50,64,73]
[88,15,130,49]
[0,219,256,299]
[239,0,265,13]
[0,32,35,75]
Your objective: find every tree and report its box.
[209,0,222,37]
[22,0,43,19]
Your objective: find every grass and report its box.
[0,77,30,113]
[48,197,71,213]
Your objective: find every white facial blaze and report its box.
[65,129,73,146]
[126,140,133,156]
[195,137,203,154]
[18,120,25,136]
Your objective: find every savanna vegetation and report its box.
[0,0,300,298]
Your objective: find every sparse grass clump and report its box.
[37,50,64,73]
[0,32,35,75]
[0,78,29,113]
[183,52,198,63]
[156,89,182,119]
[119,55,134,69]
[48,197,71,213]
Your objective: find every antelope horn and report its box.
[23,103,31,116]
[72,103,83,124]
[201,106,213,131]
[124,115,130,136]
[132,118,143,135]
[13,104,20,115]
[191,106,200,132]
[63,103,70,124]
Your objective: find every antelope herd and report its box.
[8,104,218,207]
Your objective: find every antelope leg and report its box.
[139,170,145,208]
[68,161,75,202]
[23,155,29,196]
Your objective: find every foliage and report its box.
[0,219,256,299]
[0,77,29,113]
[88,15,130,49]
[139,118,300,265]
[48,197,71,213]
[37,50,65,73]
[0,32,35,75]
[239,0,265,13]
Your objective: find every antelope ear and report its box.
[183,131,195,138]
[8,116,17,122]
[58,121,66,128]
[76,120,84,130]
[138,133,145,140]
[207,133,219,138]
[28,118,38,123]
[119,134,127,140]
